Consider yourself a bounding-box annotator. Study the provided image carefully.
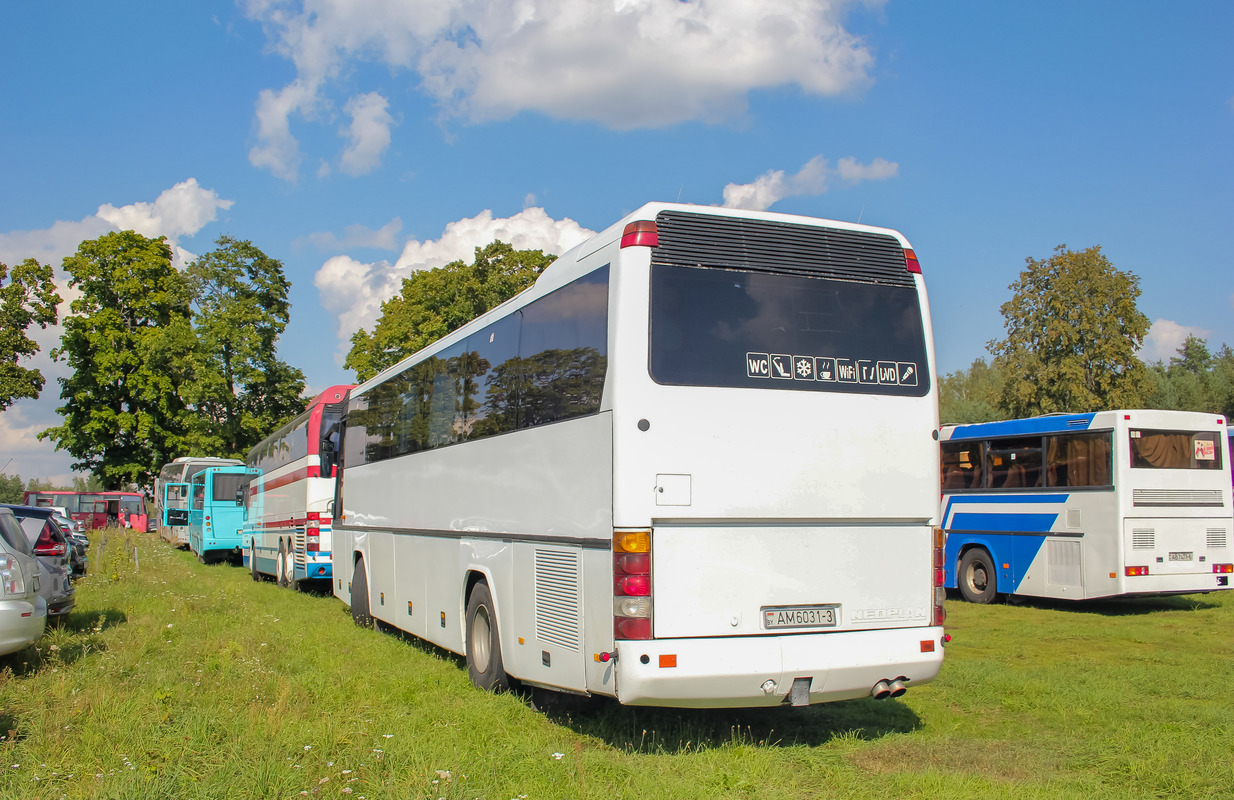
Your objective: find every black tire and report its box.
[276,541,289,588]
[351,559,373,627]
[958,547,998,604]
[250,543,260,582]
[465,582,510,692]
[198,550,206,565]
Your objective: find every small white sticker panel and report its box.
[747,352,920,392]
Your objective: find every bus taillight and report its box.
[306,512,321,552]
[904,248,922,274]
[1125,566,1149,576]
[1214,564,1233,574]
[614,529,652,639]
[932,527,946,626]
[620,220,658,249]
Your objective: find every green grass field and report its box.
[1,529,1231,799]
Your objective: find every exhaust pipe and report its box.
[870,680,892,700]
[888,678,907,698]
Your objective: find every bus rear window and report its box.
[649,265,928,396]
[1129,429,1223,470]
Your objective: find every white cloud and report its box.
[314,206,594,360]
[0,402,81,487]
[722,154,897,211]
[96,178,235,265]
[305,217,404,252]
[243,0,878,179]
[340,92,395,175]
[1140,319,1212,364]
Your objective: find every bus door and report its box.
[164,483,190,526]
[83,498,107,530]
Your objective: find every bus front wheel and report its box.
[958,547,998,604]
[466,582,510,693]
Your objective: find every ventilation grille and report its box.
[1047,540,1082,587]
[1131,528,1156,550]
[1208,528,1229,549]
[1132,489,1224,507]
[293,531,306,566]
[534,549,580,651]
[652,211,914,287]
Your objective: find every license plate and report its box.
[762,604,838,630]
[1169,551,1194,562]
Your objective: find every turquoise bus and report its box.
[189,465,260,564]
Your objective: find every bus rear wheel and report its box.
[250,543,260,582]
[958,547,998,604]
[276,541,290,588]
[351,559,373,627]
[466,581,510,693]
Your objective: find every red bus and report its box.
[22,491,150,531]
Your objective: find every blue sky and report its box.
[2,0,1232,483]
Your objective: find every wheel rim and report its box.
[471,606,492,673]
[967,562,989,593]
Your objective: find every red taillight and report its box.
[931,527,946,626]
[620,220,658,249]
[1214,564,1233,574]
[34,524,67,557]
[614,529,652,640]
[306,512,321,552]
[1125,566,1149,577]
[904,248,922,274]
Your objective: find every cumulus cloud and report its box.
[243,0,878,179]
[340,92,396,175]
[96,178,234,264]
[314,206,594,359]
[1139,319,1212,364]
[722,154,898,211]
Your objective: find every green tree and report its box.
[0,258,61,411]
[0,473,23,503]
[40,231,195,489]
[1144,335,1234,417]
[346,241,556,382]
[72,473,104,492]
[181,236,306,457]
[938,358,1006,424]
[988,244,1150,416]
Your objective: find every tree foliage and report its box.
[0,258,61,411]
[939,358,1006,424]
[39,231,194,489]
[0,473,24,504]
[1144,335,1234,419]
[346,241,556,382]
[181,236,306,458]
[988,244,1150,417]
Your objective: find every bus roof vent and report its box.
[651,211,915,287]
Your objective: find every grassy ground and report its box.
[1,528,1232,799]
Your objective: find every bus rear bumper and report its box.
[613,626,945,708]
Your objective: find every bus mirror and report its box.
[236,488,244,506]
[326,500,334,516]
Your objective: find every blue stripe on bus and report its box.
[948,413,1096,439]
[942,493,1069,529]
[950,512,1058,533]
[944,532,1052,593]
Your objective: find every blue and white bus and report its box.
[155,457,243,545]
[941,410,1233,603]
[188,465,260,564]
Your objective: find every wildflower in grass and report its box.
[552,752,564,760]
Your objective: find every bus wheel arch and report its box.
[465,578,510,693]
[957,545,998,604]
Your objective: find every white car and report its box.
[0,508,47,656]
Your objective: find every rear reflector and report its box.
[620,220,659,248]
[904,248,921,274]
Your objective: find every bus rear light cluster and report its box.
[931,527,946,626]
[306,512,321,552]
[620,220,658,249]
[614,529,652,640]
[1214,564,1233,574]
[904,248,922,274]
[1125,566,1149,577]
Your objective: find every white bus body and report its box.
[333,203,945,708]
[154,457,243,545]
[941,410,1233,602]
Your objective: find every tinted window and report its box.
[345,266,609,467]
[942,440,985,491]
[649,265,928,396]
[986,436,1043,489]
[211,473,249,503]
[0,513,32,555]
[1046,432,1112,487]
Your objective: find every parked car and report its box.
[0,508,48,655]
[0,505,76,619]
[52,514,88,577]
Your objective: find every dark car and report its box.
[0,505,76,619]
[51,514,88,577]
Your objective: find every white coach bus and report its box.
[155,456,243,545]
[941,410,1233,603]
[332,203,946,708]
